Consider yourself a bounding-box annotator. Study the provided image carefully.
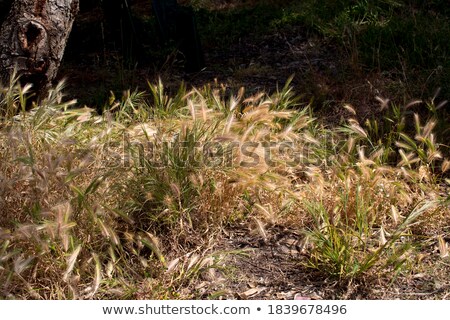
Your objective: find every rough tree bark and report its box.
[0,0,79,97]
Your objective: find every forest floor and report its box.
[61,3,392,124]
[198,227,450,300]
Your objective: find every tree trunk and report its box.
[0,0,79,97]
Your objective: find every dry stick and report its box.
[392,286,450,297]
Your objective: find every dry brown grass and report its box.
[0,78,449,299]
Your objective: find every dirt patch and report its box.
[188,226,450,300]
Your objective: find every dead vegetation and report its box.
[1,74,449,299]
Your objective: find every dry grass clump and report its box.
[0,77,449,299]
[289,100,449,279]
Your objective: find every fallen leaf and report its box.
[294,293,311,300]
[240,287,266,299]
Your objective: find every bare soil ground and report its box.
[170,225,449,300]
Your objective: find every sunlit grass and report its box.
[0,76,449,299]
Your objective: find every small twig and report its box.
[392,286,449,297]
[243,256,283,275]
